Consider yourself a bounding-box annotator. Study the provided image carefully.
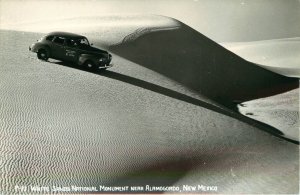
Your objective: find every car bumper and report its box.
[98,63,113,69]
[97,54,112,68]
[29,44,37,52]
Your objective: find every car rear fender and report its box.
[33,44,51,56]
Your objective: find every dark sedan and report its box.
[29,32,112,70]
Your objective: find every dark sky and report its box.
[1,0,300,42]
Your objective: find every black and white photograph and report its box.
[0,0,299,194]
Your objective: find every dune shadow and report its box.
[51,60,299,145]
[99,70,299,144]
[108,21,299,109]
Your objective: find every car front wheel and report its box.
[37,49,49,61]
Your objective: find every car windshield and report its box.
[76,37,90,47]
[39,36,46,41]
[65,37,90,48]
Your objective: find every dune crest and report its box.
[121,26,180,44]
[221,38,300,77]
[109,16,298,108]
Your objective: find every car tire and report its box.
[37,49,49,61]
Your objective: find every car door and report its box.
[50,36,67,60]
[64,38,80,63]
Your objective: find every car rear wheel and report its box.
[37,49,49,61]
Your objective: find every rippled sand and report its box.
[0,22,299,194]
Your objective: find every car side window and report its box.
[65,38,77,47]
[46,35,54,41]
[53,36,65,45]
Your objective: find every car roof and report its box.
[47,31,86,39]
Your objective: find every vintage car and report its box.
[29,32,112,70]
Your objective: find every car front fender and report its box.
[78,54,99,66]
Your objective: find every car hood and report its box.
[83,46,108,55]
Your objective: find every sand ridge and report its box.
[221,37,300,77]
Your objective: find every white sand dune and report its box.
[238,88,299,141]
[221,38,300,78]
[0,15,299,194]
[221,37,300,142]
[9,15,298,107]
[107,16,298,109]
